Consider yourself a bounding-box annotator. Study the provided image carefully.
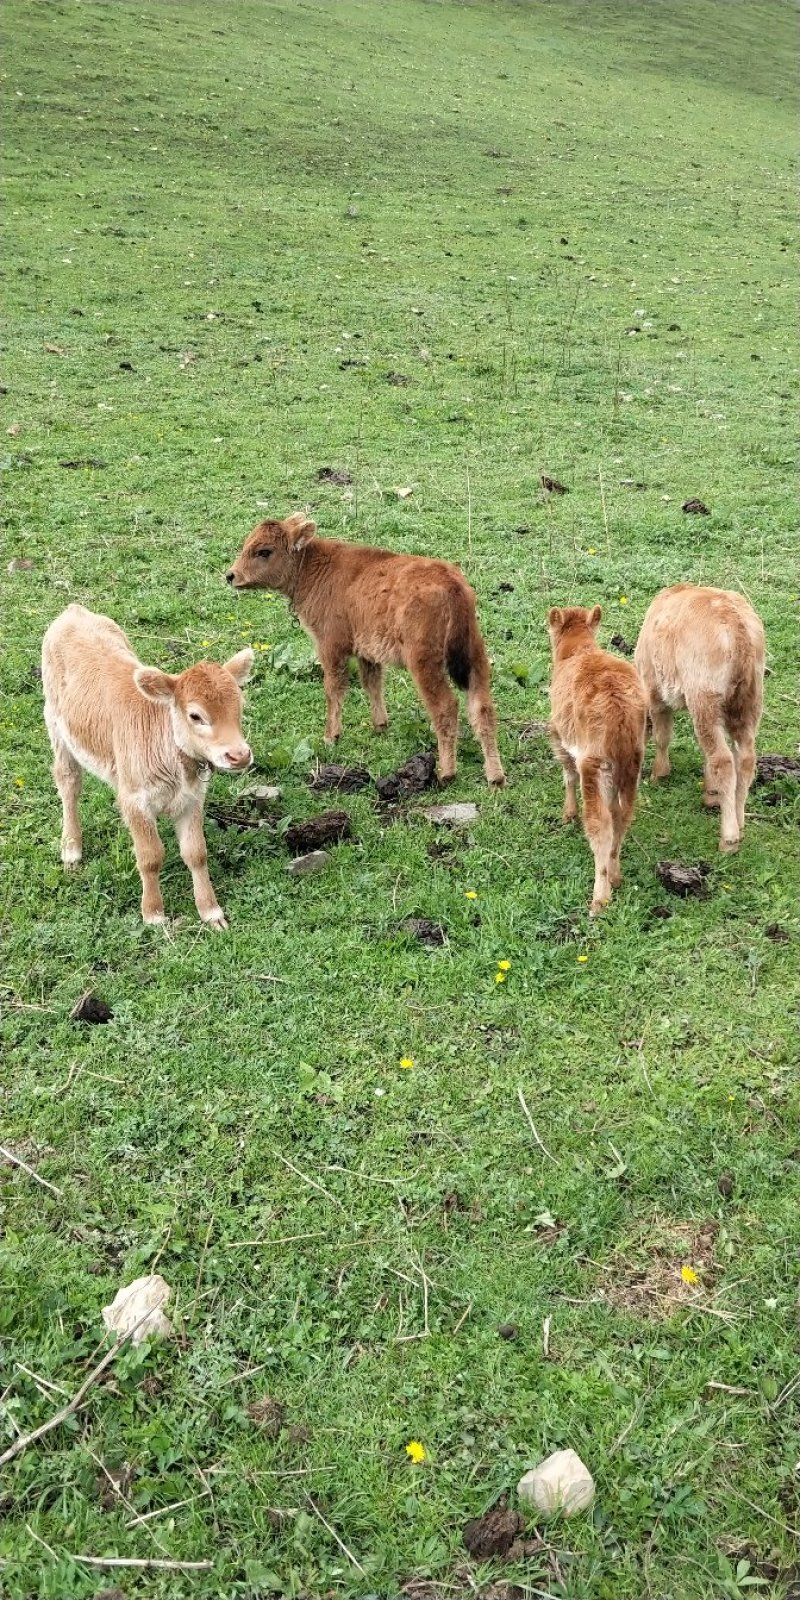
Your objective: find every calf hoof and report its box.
[719,836,740,854]
[323,734,340,747]
[372,719,389,734]
[703,792,721,810]
[62,853,82,871]
[651,764,670,782]
[486,764,506,787]
[609,865,623,889]
[437,770,456,786]
[143,910,167,926]
[589,896,612,917]
[202,906,228,930]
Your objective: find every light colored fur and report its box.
[548,605,647,914]
[634,584,765,852]
[42,604,253,927]
[227,512,504,786]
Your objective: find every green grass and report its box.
[1,1,799,1596]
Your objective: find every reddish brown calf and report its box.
[227,512,504,786]
[548,605,647,914]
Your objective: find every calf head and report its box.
[134,651,254,771]
[548,604,602,655]
[226,512,316,595]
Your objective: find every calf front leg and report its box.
[51,738,84,868]
[121,803,166,924]
[174,804,226,929]
[320,649,350,744]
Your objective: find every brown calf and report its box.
[226,512,504,786]
[42,604,253,927]
[548,605,647,914]
[634,584,765,852]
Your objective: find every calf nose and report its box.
[226,570,236,585]
[226,744,251,769]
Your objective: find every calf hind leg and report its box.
[409,657,459,782]
[580,759,615,914]
[732,726,757,836]
[691,700,738,851]
[467,678,505,786]
[358,657,388,732]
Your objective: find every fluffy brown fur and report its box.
[42,604,253,927]
[548,604,647,914]
[227,512,504,785]
[634,584,765,852]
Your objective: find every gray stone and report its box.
[287,850,330,877]
[421,802,480,827]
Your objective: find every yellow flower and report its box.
[201,639,211,647]
[495,971,506,984]
[680,1265,699,1286]
[577,954,588,963]
[587,547,597,556]
[405,1440,426,1463]
[464,890,478,900]
[14,778,25,787]
[497,960,511,972]
[399,1057,415,1070]
[619,595,629,605]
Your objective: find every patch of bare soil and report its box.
[398,917,447,946]
[682,497,710,514]
[247,1395,285,1437]
[604,1219,719,1318]
[316,466,352,485]
[609,632,634,656]
[540,474,569,494]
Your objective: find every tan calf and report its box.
[634,585,765,852]
[42,604,253,927]
[226,512,504,786]
[548,605,647,914]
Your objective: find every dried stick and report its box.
[0,1144,63,1198]
[0,1304,162,1470]
[74,1555,213,1572]
[305,1493,366,1577]
[516,1087,556,1163]
[274,1152,344,1210]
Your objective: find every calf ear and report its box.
[223,647,255,686]
[588,604,602,630]
[548,607,563,629]
[284,511,317,550]
[134,666,176,704]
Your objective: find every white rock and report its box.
[421,802,480,827]
[517,1449,595,1517]
[102,1275,174,1346]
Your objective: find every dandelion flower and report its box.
[201,639,211,647]
[399,1057,415,1070]
[619,595,629,606]
[405,1440,426,1463]
[680,1265,699,1286]
[577,954,589,963]
[464,890,478,900]
[14,777,25,787]
[495,971,506,984]
[497,960,511,972]
[587,547,597,556]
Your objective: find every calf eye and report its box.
[256,548,273,559]
[189,711,205,725]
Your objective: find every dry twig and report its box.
[516,1087,556,1162]
[0,1143,63,1197]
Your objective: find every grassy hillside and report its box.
[1,2,798,1597]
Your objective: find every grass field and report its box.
[2,1,799,1596]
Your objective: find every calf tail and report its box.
[446,588,505,785]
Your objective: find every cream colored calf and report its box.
[42,604,253,927]
[634,584,765,852]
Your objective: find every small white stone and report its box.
[518,1449,595,1517]
[287,850,330,877]
[102,1275,173,1346]
[421,802,480,827]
